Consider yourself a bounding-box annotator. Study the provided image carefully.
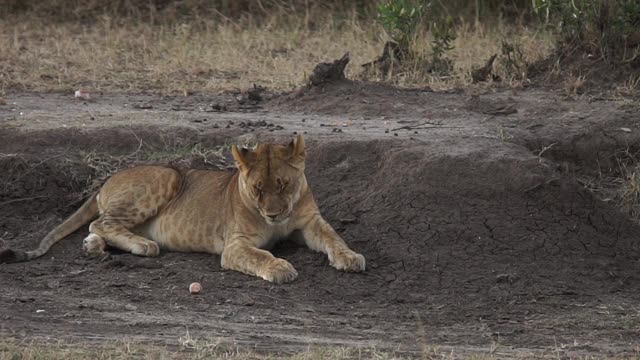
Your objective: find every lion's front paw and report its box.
[83,234,106,258]
[330,249,366,272]
[260,258,298,284]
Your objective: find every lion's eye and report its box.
[254,186,262,197]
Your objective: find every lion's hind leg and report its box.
[87,165,182,258]
[88,199,162,258]
[89,217,160,257]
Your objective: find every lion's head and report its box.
[232,135,307,225]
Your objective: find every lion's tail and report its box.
[0,193,99,263]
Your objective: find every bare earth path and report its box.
[1,81,639,357]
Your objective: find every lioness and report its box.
[0,135,365,283]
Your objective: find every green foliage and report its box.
[615,1,640,36]
[376,0,423,49]
[533,0,640,61]
[375,0,456,74]
[429,15,456,73]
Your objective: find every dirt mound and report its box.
[0,154,89,233]
[2,127,640,352]
[268,80,448,118]
[309,139,640,303]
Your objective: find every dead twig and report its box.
[391,121,442,131]
[536,142,557,157]
[0,196,47,206]
[391,122,462,131]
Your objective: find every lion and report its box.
[0,135,365,283]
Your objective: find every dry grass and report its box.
[563,73,587,97]
[612,151,640,222]
[615,74,640,97]
[1,337,637,360]
[578,148,640,224]
[0,13,554,94]
[0,338,410,360]
[76,141,228,199]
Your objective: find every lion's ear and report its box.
[231,145,251,172]
[288,134,305,162]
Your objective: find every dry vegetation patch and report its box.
[0,12,554,94]
[4,337,631,360]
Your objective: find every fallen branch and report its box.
[391,121,444,131]
[0,196,47,206]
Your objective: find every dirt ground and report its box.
[1,81,640,358]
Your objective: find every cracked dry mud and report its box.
[1,81,639,357]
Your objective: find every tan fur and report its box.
[1,135,365,283]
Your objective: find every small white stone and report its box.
[189,282,202,294]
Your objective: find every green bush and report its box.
[375,0,456,74]
[429,15,457,74]
[534,0,640,61]
[376,0,423,50]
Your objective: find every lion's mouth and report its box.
[265,217,289,225]
[261,211,291,225]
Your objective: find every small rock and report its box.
[125,304,138,311]
[620,127,632,132]
[496,273,520,284]
[74,90,91,100]
[46,279,60,289]
[206,103,227,112]
[189,282,202,294]
[247,84,265,102]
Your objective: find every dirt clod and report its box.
[0,249,17,263]
[308,52,350,86]
[471,53,497,83]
